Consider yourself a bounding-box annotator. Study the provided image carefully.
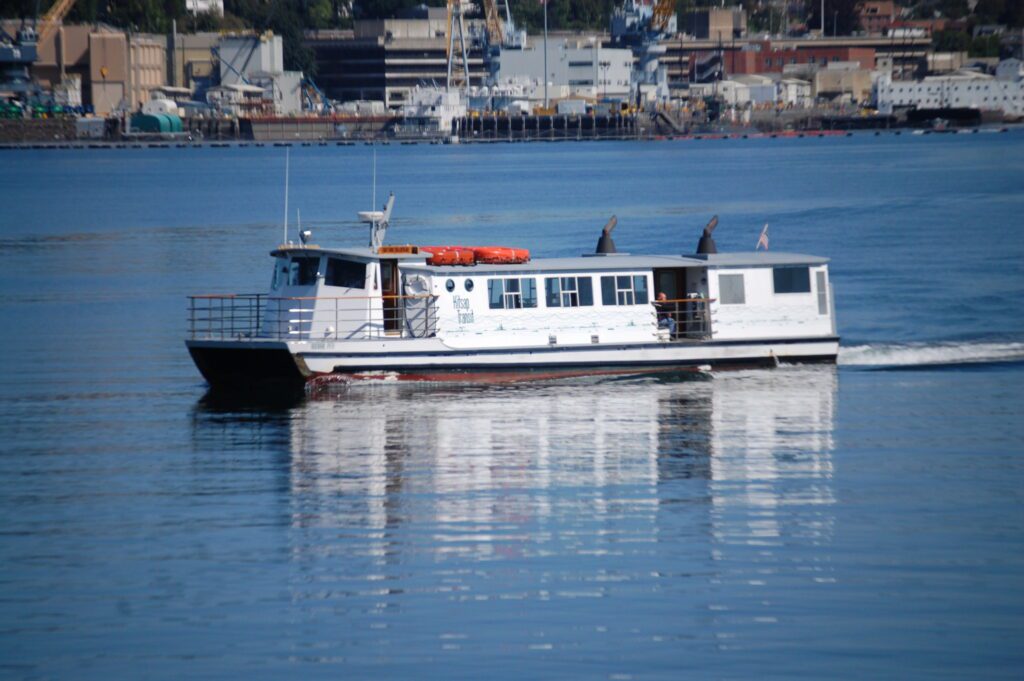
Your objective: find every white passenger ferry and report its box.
[186,196,838,389]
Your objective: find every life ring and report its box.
[403,274,430,295]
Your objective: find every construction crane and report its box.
[445,0,471,90]
[37,0,77,48]
[481,0,504,46]
[650,0,675,33]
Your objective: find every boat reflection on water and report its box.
[191,367,837,661]
[193,367,837,567]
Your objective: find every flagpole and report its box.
[543,0,548,109]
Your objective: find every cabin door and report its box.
[653,268,686,299]
[380,259,401,333]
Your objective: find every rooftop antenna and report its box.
[282,147,290,244]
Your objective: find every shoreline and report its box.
[0,125,1018,150]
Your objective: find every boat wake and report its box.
[838,341,1024,369]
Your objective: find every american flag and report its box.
[756,223,769,250]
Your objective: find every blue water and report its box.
[1,134,1023,679]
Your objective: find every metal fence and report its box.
[653,298,713,340]
[188,294,438,341]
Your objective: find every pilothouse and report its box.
[186,195,838,388]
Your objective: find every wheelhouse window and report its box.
[488,277,537,309]
[600,275,649,305]
[772,266,811,294]
[545,276,594,307]
[288,256,320,286]
[324,258,366,289]
[719,273,746,304]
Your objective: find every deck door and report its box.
[380,259,401,333]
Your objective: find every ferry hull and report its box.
[187,337,838,389]
[186,340,308,390]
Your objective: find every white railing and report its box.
[188,294,439,341]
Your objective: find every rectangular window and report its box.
[816,270,829,314]
[773,266,811,294]
[288,257,320,286]
[545,276,594,307]
[719,273,746,304]
[600,275,649,305]
[568,61,593,68]
[488,277,537,309]
[325,258,365,289]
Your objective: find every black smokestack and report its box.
[696,215,718,254]
[596,215,618,254]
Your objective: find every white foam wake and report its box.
[838,341,1024,367]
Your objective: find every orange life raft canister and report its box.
[419,246,530,266]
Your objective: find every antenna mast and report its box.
[282,148,290,244]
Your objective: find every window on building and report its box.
[488,277,538,309]
[325,258,366,289]
[773,266,811,294]
[568,79,594,86]
[568,61,594,68]
[719,274,746,305]
[545,276,594,307]
[288,257,320,286]
[600,275,649,305]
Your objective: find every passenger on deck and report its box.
[655,292,676,337]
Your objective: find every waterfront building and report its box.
[305,10,487,107]
[217,34,303,115]
[497,38,633,101]
[875,59,1024,118]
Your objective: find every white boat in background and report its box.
[186,196,838,389]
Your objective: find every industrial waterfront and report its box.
[1,133,1023,678]
[3,1,1023,145]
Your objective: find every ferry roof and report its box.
[269,245,828,270]
[405,251,829,274]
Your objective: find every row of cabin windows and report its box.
[718,267,824,312]
[273,256,366,290]
[487,275,648,310]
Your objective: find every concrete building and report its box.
[218,33,303,115]
[813,61,874,103]
[305,12,488,106]
[777,78,813,107]
[697,40,876,76]
[165,31,219,90]
[497,37,633,101]
[875,59,1024,118]
[24,23,168,115]
[682,9,747,41]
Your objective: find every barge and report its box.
[186,197,838,389]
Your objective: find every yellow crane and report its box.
[481,0,504,46]
[445,0,471,89]
[650,0,674,33]
[37,0,77,47]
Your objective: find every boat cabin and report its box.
[250,245,834,349]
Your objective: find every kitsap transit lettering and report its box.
[453,295,475,324]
